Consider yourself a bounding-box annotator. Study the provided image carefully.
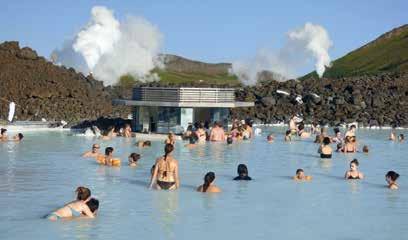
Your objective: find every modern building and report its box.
[113,87,254,134]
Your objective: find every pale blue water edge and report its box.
[1,127,407,240]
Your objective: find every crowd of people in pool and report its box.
[1,117,402,221]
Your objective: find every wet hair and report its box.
[323,137,331,145]
[1,128,6,135]
[227,137,233,144]
[189,135,198,144]
[400,134,405,140]
[350,159,359,166]
[129,153,140,163]
[350,125,356,129]
[86,198,99,213]
[285,130,291,136]
[237,164,249,177]
[362,145,369,153]
[105,147,114,156]
[298,123,305,131]
[162,144,174,177]
[333,127,340,134]
[267,134,273,141]
[386,171,400,181]
[296,169,304,175]
[187,124,193,131]
[203,172,215,192]
[76,186,91,201]
[18,133,24,140]
[143,141,151,147]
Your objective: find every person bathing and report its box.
[197,172,221,193]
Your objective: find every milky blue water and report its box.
[1,128,407,240]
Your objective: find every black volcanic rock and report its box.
[0,41,113,123]
[232,73,408,127]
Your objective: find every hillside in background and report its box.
[153,54,239,87]
[303,24,408,79]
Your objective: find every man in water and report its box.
[210,122,226,142]
[82,144,101,158]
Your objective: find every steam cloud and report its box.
[52,6,163,86]
[232,22,333,85]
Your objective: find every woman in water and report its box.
[398,134,405,142]
[165,132,176,145]
[385,171,400,189]
[332,127,343,143]
[318,137,332,159]
[297,123,311,138]
[11,133,24,142]
[195,123,207,143]
[293,169,312,181]
[122,124,132,138]
[150,144,180,190]
[342,136,357,153]
[197,172,221,193]
[0,128,8,141]
[344,159,364,180]
[45,187,96,220]
[233,164,252,180]
[267,134,274,143]
[128,153,141,167]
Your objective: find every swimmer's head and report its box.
[164,144,174,159]
[143,141,151,147]
[129,153,140,164]
[298,123,305,131]
[334,127,340,134]
[203,172,216,192]
[362,145,369,153]
[350,159,359,170]
[296,169,305,178]
[92,144,100,152]
[267,134,274,142]
[227,137,233,144]
[76,186,91,201]
[86,198,99,213]
[386,171,400,182]
[323,137,331,145]
[1,128,7,135]
[350,125,356,130]
[190,135,198,144]
[399,134,405,140]
[17,133,24,140]
[105,147,114,156]
[237,164,249,177]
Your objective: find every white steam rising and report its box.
[52,6,163,86]
[232,22,333,85]
[73,6,121,71]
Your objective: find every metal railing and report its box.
[133,87,236,103]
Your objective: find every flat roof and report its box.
[113,99,254,108]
